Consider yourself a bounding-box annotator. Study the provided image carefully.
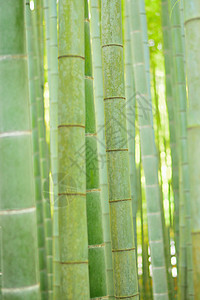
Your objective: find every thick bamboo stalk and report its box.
[0,1,40,298]
[26,4,48,299]
[124,0,138,250]
[161,0,180,265]
[169,1,194,297]
[101,1,139,298]
[85,1,107,298]
[128,0,169,298]
[48,0,59,298]
[183,0,200,298]
[89,0,115,297]
[57,0,90,298]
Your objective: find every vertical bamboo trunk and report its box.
[48,0,59,298]
[138,164,151,300]
[89,1,115,297]
[128,0,169,298]
[35,0,53,294]
[124,0,138,250]
[101,0,139,298]
[161,0,180,266]
[152,67,174,300]
[169,1,194,298]
[183,0,200,298]
[139,0,151,98]
[85,1,107,298]
[36,0,44,93]
[43,1,53,295]
[0,1,40,299]
[170,3,186,297]
[58,0,90,298]
[26,4,49,299]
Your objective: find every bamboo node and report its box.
[58,124,85,129]
[58,192,86,197]
[102,43,123,48]
[109,198,131,203]
[112,247,135,253]
[58,54,85,60]
[104,96,126,101]
[106,148,128,152]
[115,292,139,298]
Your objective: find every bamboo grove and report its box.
[1,0,200,299]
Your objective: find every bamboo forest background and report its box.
[0,0,200,299]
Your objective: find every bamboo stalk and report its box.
[169,1,194,297]
[124,0,138,250]
[26,4,48,298]
[101,0,139,298]
[183,0,200,298]
[43,0,55,296]
[57,0,90,298]
[85,1,107,298]
[48,0,60,298]
[161,0,180,266]
[34,1,53,295]
[128,0,169,298]
[0,1,40,298]
[89,0,115,297]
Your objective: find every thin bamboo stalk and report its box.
[138,165,149,299]
[57,0,90,298]
[101,0,139,298]
[89,0,115,297]
[169,1,194,297]
[48,0,59,298]
[34,1,53,295]
[0,1,40,298]
[43,0,54,296]
[85,1,107,298]
[26,4,48,298]
[161,0,180,265]
[124,0,138,250]
[128,0,169,298]
[152,66,174,300]
[183,0,200,298]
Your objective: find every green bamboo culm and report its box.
[58,0,90,298]
[33,1,53,296]
[101,0,139,298]
[161,0,180,267]
[169,2,186,297]
[183,0,200,298]
[124,0,138,250]
[128,0,169,298]
[48,0,60,297]
[36,0,44,92]
[152,66,174,300]
[26,4,49,298]
[43,0,53,294]
[89,0,115,297]
[169,1,194,298]
[85,0,107,298]
[0,0,40,299]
